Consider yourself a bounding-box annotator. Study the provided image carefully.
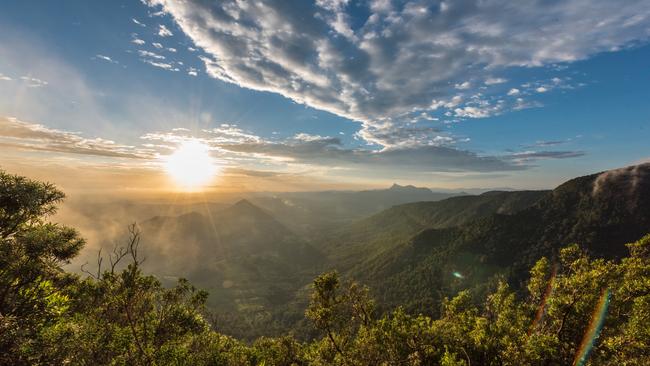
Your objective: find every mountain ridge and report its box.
[348,163,650,314]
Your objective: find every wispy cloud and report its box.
[504,150,586,163]
[142,59,176,71]
[93,54,119,64]
[0,116,153,159]
[20,76,48,87]
[132,18,146,27]
[138,50,165,59]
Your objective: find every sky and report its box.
[0,0,649,193]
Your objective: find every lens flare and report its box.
[572,288,611,366]
[528,264,557,336]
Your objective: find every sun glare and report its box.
[164,140,217,190]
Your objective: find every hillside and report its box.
[139,200,322,314]
[249,184,460,234]
[352,163,650,313]
[322,190,548,270]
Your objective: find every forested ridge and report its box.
[1,169,650,365]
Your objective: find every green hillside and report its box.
[2,168,649,365]
[322,190,548,270]
[351,164,650,314]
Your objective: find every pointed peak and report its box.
[233,198,254,207]
[227,199,268,217]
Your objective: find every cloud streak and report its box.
[0,116,153,159]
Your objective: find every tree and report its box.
[0,171,84,365]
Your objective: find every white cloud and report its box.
[132,38,146,45]
[145,0,650,147]
[167,47,177,52]
[138,50,165,59]
[485,77,507,85]
[454,106,494,119]
[94,54,118,64]
[536,86,548,93]
[152,42,163,49]
[507,88,520,96]
[157,24,173,37]
[0,73,11,81]
[455,81,471,90]
[132,18,146,27]
[142,59,176,70]
[20,76,48,87]
[504,150,585,163]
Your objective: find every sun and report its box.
[164,140,218,190]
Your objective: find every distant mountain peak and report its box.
[233,198,255,207]
[226,199,273,219]
[389,183,425,191]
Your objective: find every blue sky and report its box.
[0,0,649,192]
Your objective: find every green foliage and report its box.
[1,169,650,365]
[0,171,84,365]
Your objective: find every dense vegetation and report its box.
[1,170,649,365]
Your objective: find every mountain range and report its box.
[60,163,650,340]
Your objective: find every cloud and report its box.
[507,88,520,96]
[132,18,146,27]
[223,167,286,178]
[131,34,146,45]
[0,116,153,159]
[0,73,11,81]
[138,50,165,59]
[526,140,566,148]
[152,42,163,49]
[145,0,650,147]
[142,59,176,71]
[140,124,525,172]
[356,124,454,148]
[504,150,586,163]
[94,54,118,64]
[485,77,507,85]
[157,24,173,37]
[219,137,524,172]
[20,76,48,87]
[455,81,471,90]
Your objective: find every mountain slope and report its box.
[352,163,650,314]
[249,184,461,234]
[322,190,549,270]
[139,199,322,312]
